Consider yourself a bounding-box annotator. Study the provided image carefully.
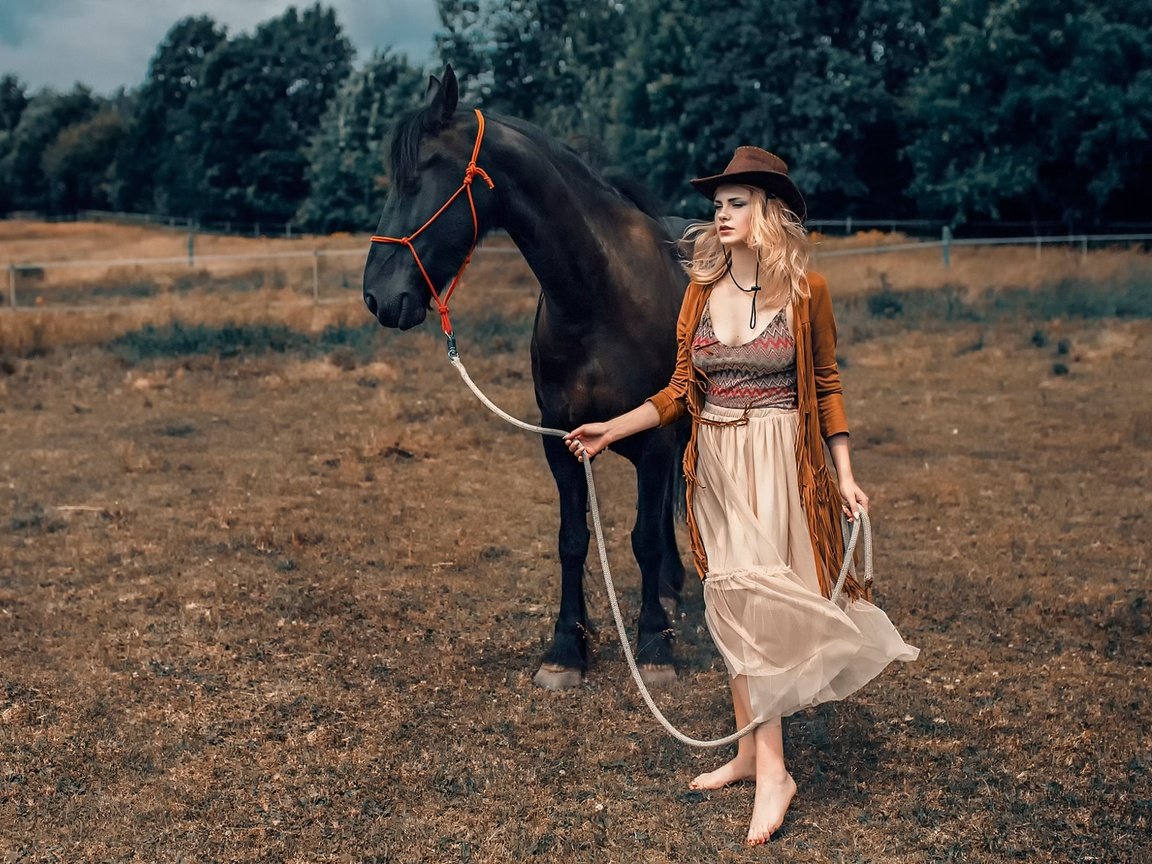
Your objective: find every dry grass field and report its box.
[1,222,1150,862]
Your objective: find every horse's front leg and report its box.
[630,430,679,684]
[533,434,591,690]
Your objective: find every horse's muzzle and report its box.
[364,290,427,330]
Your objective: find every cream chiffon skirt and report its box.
[694,404,919,722]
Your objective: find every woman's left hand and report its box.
[839,478,869,522]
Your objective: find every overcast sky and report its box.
[0,0,441,93]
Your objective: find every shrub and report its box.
[108,320,384,363]
[110,322,303,360]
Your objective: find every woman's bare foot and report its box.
[688,756,755,790]
[746,771,797,845]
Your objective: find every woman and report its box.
[564,147,918,846]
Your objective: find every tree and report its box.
[903,0,1152,226]
[0,74,28,133]
[297,51,424,233]
[113,15,227,214]
[609,0,936,216]
[614,0,897,218]
[184,3,354,223]
[42,111,127,211]
[434,0,488,92]
[817,0,938,217]
[0,74,30,213]
[607,0,701,209]
[0,85,99,213]
[435,0,628,156]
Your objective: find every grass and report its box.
[2,310,1149,862]
[2,216,1150,862]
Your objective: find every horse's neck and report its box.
[490,134,633,325]
[504,193,620,321]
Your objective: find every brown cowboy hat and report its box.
[690,146,807,222]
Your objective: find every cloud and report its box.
[0,0,439,93]
[332,0,441,64]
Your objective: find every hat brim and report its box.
[690,171,807,222]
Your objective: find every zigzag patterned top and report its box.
[691,302,798,410]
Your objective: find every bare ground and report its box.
[1,286,1150,862]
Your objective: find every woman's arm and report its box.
[647,282,704,427]
[808,273,849,437]
[810,274,868,519]
[827,433,868,519]
[564,401,661,461]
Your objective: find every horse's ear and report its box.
[425,74,442,98]
[425,65,459,131]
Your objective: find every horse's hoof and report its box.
[638,663,678,686]
[533,663,584,690]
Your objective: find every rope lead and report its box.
[448,349,873,748]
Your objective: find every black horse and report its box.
[363,66,690,689]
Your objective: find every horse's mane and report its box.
[389,106,430,196]
[602,170,664,222]
[389,106,665,226]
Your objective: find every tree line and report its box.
[0,0,1148,235]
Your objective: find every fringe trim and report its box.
[794,316,867,603]
[676,282,865,601]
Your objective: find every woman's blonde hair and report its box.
[683,187,811,305]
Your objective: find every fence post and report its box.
[7,265,15,309]
[1081,235,1088,262]
[187,230,195,267]
[312,250,320,305]
[941,226,952,269]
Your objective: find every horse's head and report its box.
[363,66,498,331]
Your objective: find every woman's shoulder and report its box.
[804,271,829,294]
[682,280,712,304]
[803,271,834,310]
[676,281,710,328]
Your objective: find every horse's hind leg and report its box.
[660,419,690,612]
[533,434,591,690]
[659,474,686,615]
[630,432,679,684]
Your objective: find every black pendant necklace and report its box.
[725,254,761,330]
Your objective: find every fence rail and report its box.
[3,232,1150,313]
[9,210,1152,240]
[813,233,1152,259]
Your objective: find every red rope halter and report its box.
[369,107,495,340]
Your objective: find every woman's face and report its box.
[713,184,754,247]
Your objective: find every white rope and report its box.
[449,351,872,748]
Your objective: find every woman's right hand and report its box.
[564,423,613,461]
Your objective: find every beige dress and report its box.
[692,302,919,722]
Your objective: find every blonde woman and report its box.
[565,147,918,846]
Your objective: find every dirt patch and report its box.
[1,305,1149,862]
